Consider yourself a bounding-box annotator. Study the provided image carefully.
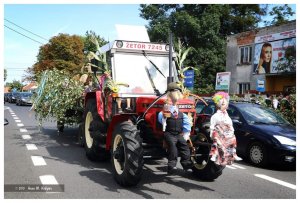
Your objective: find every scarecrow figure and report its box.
[209,91,241,165]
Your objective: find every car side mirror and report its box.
[232,117,242,125]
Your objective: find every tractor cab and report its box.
[99,39,178,115]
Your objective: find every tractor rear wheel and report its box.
[191,133,225,180]
[84,99,109,161]
[111,121,144,186]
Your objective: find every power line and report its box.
[6,70,28,72]
[4,25,44,45]
[4,18,48,41]
[5,68,30,70]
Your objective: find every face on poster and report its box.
[253,37,296,74]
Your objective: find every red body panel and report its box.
[96,91,105,121]
[86,93,197,150]
[136,96,197,137]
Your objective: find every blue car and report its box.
[196,101,296,167]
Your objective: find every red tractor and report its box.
[79,38,224,186]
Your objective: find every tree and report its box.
[140,4,289,94]
[83,30,107,53]
[140,4,267,93]
[32,33,85,79]
[22,66,36,83]
[265,4,295,26]
[7,80,23,91]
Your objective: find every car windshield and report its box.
[21,93,32,97]
[196,103,206,114]
[237,104,289,125]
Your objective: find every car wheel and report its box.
[247,142,268,167]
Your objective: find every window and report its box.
[202,104,216,115]
[238,83,250,94]
[196,103,206,114]
[227,107,240,119]
[239,46,252,64]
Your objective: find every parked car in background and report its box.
[195,100,296,167]
[8,92,19,103]
[15,92,33,106]
[4,93,10,102]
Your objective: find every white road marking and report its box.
[31,156,47,166]
[39,175,59,185]
[17,123,24,127]
[226,165,237,169]
[20,128,28,133]
[231,164,246,169]
[255,174,296,190]
[13,117,19,120]
[22,135,32,140]
[15,120,21,123]
[26,144,38,150]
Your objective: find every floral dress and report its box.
[209,110,237,166]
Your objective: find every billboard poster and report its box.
[215,72,231,90]
[254,30,295,43]
[253,36,296,74]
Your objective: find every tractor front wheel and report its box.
[111,121,144,186]
[191,133,225,181]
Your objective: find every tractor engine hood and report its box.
[136,96,195,112]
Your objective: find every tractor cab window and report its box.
[112,52,176,97]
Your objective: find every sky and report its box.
[3,3,149,84]
[2,2,297,84]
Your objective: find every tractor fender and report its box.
[84,92,96,108]
[84,91,105,121]
[106,114,135,150]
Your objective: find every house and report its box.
[226,20,296,95]
[22,82,37,92]
[4,86,10,93]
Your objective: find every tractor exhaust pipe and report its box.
[167,32,174,84]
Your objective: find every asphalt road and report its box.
[4,103,297,199]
